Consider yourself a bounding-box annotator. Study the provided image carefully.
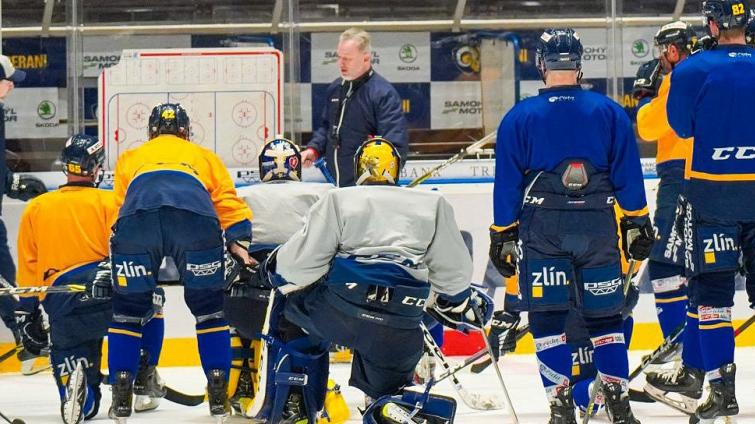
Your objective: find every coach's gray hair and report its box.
[339,27,371,54]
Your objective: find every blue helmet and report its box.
[148,103,190,140]
[703,0,750,31]
[258,137,302,182]
[536,28,584,76]
[61,134,105,180]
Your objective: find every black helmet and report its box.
[536,28,584,72]
[61,134,105,183]
[655,21,698,53]
[703,0,750,32]
[148,103,190,140]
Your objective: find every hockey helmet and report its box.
[258,137,302,182]
[703,0,750,32]
[61,134,105,179]
[148,103,190,140]
[354,137,401,186]
[655,21,698,53]
[536,28,583,79]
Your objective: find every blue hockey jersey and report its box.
[493,85,648,227]
[667,44,755,221]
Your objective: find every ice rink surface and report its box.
[1,349,754,424]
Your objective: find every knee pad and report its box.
[651,275,687,297]
[185,288,224,320]
[112,291,158,326]
[255,336,329,424]
[363,388,457,424]
[695,272,736,308]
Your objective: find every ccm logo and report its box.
[711,146,755,160]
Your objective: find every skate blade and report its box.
[133,395,161,412]
[690,415,736,423]
[644,385,696,415]
[61,365,85,424]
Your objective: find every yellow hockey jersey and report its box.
[17,184,118,287]
[636,75,691,168]
[113,134,252,241]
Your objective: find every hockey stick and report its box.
[0,409,25,424]
[314,158,336,185]
[419,322,505,410]
[582,260,638,423]
[638,313,755,414]
[433,324,530,383]
[470,324,531,374]
[0,284,86,297]
[406,131,497,188]
[472,305,520,423]
[102,374,206,407]
[0,346,19,364]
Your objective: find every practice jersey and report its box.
[276,186,472,298]
[113,134,252,241]
[237,181,334,247]
[493,85,648,227]
[636,75,691,170]
[17,184,117,288]
[667,44,755,221]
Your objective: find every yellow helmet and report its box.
[354,137,401,185]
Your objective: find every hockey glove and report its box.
[488,310,521,360]
[620,217,655,261]
[90,261,113,299]
[489,224,518,278]
[632,59,662,100]
[428,287,493,331]
[225,253,264,298]
[15,307,49,356]
[5,172,47,201]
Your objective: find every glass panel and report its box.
[0,0,685,173]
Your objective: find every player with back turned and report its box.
[488,28,653,424]
[666,0,755,421]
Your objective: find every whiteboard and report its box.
[98,48,284,169]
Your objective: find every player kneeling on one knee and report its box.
[239,137,482,424]
[15,135,119,423]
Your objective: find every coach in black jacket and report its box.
[302,28,408,187]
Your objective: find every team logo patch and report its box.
[187,260,222,277]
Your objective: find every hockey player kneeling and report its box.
[223,137,335,417]
[243,137,486,424]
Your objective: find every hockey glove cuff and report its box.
[489,224,519,278]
